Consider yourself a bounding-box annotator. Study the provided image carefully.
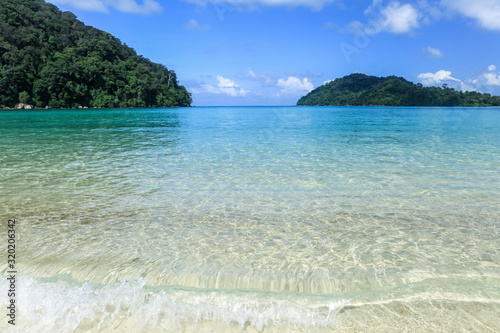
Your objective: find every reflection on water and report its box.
[1,106,499,332]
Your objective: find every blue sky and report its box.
[47,0,500,106]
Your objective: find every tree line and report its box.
[0,0,192,109]
[297,73,500,107]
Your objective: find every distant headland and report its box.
[0,0,192,109]
[297,73,500,107]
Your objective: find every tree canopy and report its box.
[0,0,192,109]
[297,73,500,107]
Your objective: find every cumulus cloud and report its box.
[441,0,500,31]
[47,0,162,14]
[277,76,314,94]
[418,66,500,95]
[377,1,420,34]
[463,65,500,92]
[460,81,477,93]
[483,65,499,84]
[194,75,248,96]
[347,1,421,35]
[183,0,337,10]
[423,46,444,58]
[484,72,500,85]
[183,19,210,31]
[417,69,480,92]
[417,70,460,86]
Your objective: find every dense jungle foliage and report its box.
[297,74,500,107]
[0,0,192,108]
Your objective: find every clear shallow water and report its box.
[1,106,499,332]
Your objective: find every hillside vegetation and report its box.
[0,0,192,108]
[297,74,500,107]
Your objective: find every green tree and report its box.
[298,73,500,107]
[0,0,191,109]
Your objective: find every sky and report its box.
[46,0,500,106]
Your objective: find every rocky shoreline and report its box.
[0,103,91,110]
[1,103,187,110]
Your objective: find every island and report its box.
[297,73,500,107]
[0,0,192,109]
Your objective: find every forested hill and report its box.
[297,74,500,107]
[0,0,192,109]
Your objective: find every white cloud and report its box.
[460,81,477,92]
[459,66,500,93]
[423,46,444,58]
[378,1,420,34]
[484,72,500,85]
[183,19,210,31]
[417,69,482,92]
[417,66,500,95]
[348,1,422,35]
[195,76,248,96]
[470,65,500,89]
[441,0,500,31]
[323,79,334,85]
[183,0,337,10]
[47,0,162,14]
[277,76,314,94]
[417,70,460,86]
[446,66,500,93]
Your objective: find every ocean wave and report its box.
[0,277,345,332]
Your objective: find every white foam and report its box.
[0,277,346,332]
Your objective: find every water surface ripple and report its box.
[1,106,499,332]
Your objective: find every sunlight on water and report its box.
[1,106,499,331]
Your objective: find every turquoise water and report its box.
[1,106,499,332]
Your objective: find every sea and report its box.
[1,106,499,332]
